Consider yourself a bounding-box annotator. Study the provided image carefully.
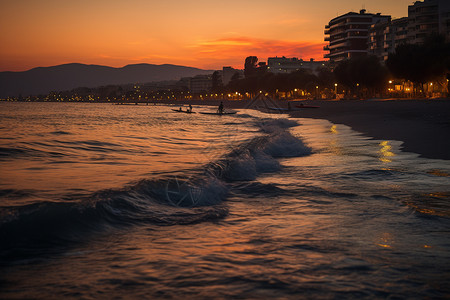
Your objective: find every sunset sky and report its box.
[1,0,410,72]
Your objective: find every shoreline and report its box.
[286,99,450,161]
[167,98,450,161]
[4,99,450,160]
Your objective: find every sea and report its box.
[1,102,449,299]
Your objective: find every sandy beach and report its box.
[286,99,450,161]
[167,98,450,160]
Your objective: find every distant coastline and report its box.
[0,63,213,98]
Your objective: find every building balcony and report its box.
[324,36,330,41]
[329,41,347,49]
[332,29,346,35]
[323,45,330,51]
[330,21,346,29]
[345,28,369,32]
[346,35,369,39]
[326,50,349,58]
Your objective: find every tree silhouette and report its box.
[334,55,388,97]
[386,34,450,94]
[244,56,259,78]
[317,67,335,89]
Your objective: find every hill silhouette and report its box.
[0,63,213,97]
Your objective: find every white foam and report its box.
[254,150,281,173]
[259,118,299,134]
[263,131,311,158]
[223,150,258,181]
[164,176,228,207]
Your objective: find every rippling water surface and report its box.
[1,102,449,299]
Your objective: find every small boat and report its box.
[171,109,196,114]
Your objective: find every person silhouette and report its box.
[218,101,224,114]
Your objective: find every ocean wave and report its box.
[0,117,311,257]
[208,118,311,181]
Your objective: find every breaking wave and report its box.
[0,117,311,258]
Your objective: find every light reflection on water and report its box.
[1,104,450,298]
[0,103,257,203]
[379,140,396,163]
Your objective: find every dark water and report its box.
[1,102,449,299]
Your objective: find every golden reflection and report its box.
[330,125,337,134]
[376,232,394,249]
[405,202,436,215]
[403,192,450,217]
[379,141,395,163]
[427,169,450,177]
[426,192,449,198]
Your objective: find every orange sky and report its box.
[0,0,410,71]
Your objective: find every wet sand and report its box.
[285,99,450,161]
[167,98,450,161]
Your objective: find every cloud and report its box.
[188,36,326,69]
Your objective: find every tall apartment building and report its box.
[267,57,326,74]
[367,0,450,62]
[368,17,408,62]
[408,0,450,44]
[324,9,390,62]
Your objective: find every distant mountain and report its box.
[0,63,214,97]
